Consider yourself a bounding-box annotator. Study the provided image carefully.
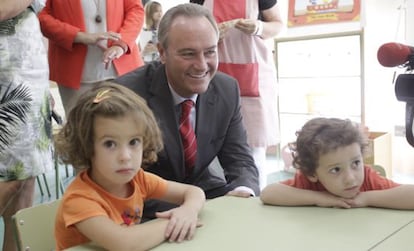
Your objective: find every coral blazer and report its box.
[38,0,144,89]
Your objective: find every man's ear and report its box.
[157,43,166,63]
[307,174,318,183]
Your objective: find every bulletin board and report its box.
[288,0,361,27]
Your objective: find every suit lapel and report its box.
[192,82,217,176]
[147,66,186,179]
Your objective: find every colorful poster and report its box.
[288,0,361,27]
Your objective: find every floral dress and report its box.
[0,8,53,181]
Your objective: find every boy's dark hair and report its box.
[289,118,369,176]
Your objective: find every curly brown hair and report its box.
[54,82,163,170]
[289,118,369,177]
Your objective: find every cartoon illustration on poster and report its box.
[288,0,361,27]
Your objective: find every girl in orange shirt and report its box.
[54,82,205,250]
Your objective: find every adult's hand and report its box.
[75,31,121,46]
[103,45,124,69]
[226,189,252,198]
[235,18,258,35]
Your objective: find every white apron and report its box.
[203,0,280,147]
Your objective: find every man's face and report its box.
[158,16,219,98]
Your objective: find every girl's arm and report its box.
[350,184,414,209]
[155,181,206,242]
[75,216,169,251]
[0,0,32,21]
[260,183,351,208]
[73,182,204,250]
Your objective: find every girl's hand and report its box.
[155,206,202,242]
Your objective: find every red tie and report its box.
[179,100,197,175]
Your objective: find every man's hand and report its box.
[226,189,252,198]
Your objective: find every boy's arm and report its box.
[76,215,169,251]
[156,181,206,242]
[260,183,351,208]
[351,184,414,209]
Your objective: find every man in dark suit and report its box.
[115,3,259,218]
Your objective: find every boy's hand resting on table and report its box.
[314,192,354,209]
[346,191,376,208]
[155,206,202,243]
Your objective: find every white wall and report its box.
[406,0,414,44]
[157,0,187,11]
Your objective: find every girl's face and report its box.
[152,6,163,23]
[90,115,144,195]
[308,143,365,199]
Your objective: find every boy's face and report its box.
[308,143,365,199]
[90,115,144,193]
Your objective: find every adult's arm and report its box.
[37,0,81,51]
[107,0,144,53]
[216,76,260,195]
[0,0,32,21]
[260,1,284,39]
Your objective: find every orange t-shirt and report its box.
[282,165,400,191]
[55,169,168,250]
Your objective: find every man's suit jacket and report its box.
[116,62,259,215]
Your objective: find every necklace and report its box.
[93,0,102,23]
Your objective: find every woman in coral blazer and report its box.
[38,0,144,114]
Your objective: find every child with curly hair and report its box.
[261,117,414,209]
[54,82,205,250]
